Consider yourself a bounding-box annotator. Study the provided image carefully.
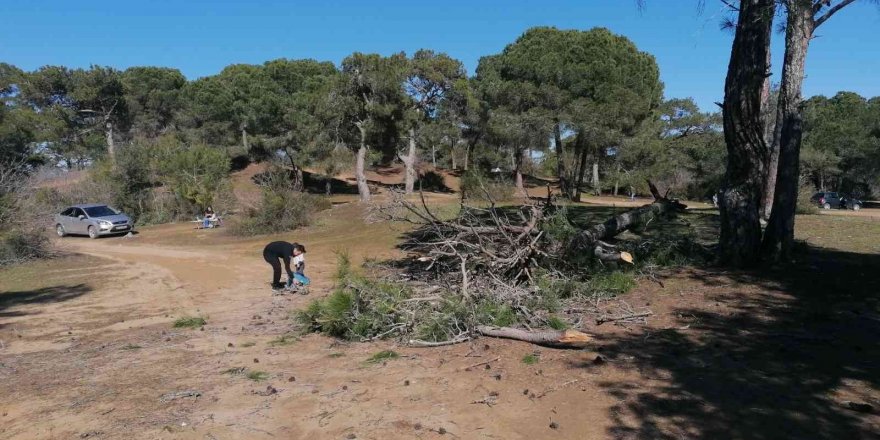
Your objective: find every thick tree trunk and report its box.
[762,2,814,262]
[477,326,591,349]
[431,144,436,168]
[554,121,568,197]
[718,0,775,267]
[356,124,371,202]
[325,179,332,196]
[241,126,249,150]
[567,182,687,262]
[761,51,781,220]
[105,121,115,164]
[451,149,457,170]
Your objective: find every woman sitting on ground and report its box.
[202,206,220,228]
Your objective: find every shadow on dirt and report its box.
[590,243,880,439]
[0,283,92,320]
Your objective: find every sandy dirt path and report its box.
[2,200,877,439]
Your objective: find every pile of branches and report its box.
[358,182,687,347]
[369,182,686,288]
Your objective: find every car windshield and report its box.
[84,206,118,217]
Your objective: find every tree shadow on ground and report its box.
[0,284,92,326]
[588,244,880,439]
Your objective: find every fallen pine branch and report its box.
[596,311,653,325]
[408,335,471,347]
[476,326,592,349]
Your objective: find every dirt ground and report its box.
[2,187,880,439]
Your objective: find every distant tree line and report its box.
[1,21,877,262]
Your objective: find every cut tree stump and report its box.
[476,326,592,348]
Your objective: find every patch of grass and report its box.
[588,272,636,297]
[121,343,142,350]
[240,341,256,348]
[268,334,299,346]
[222,367,246,375]
[547,315,569,330]
[522,353,540,365]
[173,316,206,328]
[365,350,399,364]
[246,370,269,381]
[328,352,345,358]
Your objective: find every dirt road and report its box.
[2,201,878,439]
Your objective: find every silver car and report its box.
[55,204,134,239]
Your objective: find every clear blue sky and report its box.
[2,0,878,111]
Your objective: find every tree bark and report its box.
[431,143,436,168]
[567,182,687,261]
[554,121,568,197]
[241,126,249,151]
[761,50,781,220]
[718,0,775,267]
[356,124,371,202]
[105,121,115,164]
[476,326,591,349]
[762,1,815,262]
[514,146,524,193]
[592,162,600,196]
[403,127,418,194]
[325,179,332,196]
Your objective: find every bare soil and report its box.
[2,186,879,439]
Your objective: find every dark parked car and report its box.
[54,204,134,238]
[810,191,862,211]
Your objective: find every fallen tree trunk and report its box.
[567,182,687,262]
[476,325,592,348]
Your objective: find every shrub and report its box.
[796,176,819,215]
[230,168,331,237]
[0,229,52,267]
[460,169,514,202]
[155,144,230,211]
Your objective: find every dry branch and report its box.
[476,326,592,348]
[596,311,654,325]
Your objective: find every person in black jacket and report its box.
[263,241,299,290]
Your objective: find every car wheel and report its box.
[56,224,66,237]
[853,204,861,211]
[88,226,98,239]
[823,203,831,210]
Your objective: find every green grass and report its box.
[547,315,569,330]
[246,371,269,381]
[240,341,256,348]
[365,350,399,364]
[328,352,345,358]
[268,334,299,346]
[121,343,142,350]
[522,354,540,365]
[173,316,206,328]
[222,367,246,375]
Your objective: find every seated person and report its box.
[202,206,220,228]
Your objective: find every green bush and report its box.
[0,229,52,266]
[460,169,514,202]
[155,144,230,211]
[230,168,331,237]
[796,176,819,215]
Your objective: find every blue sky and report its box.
[2,0,878,111]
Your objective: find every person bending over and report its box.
[263,240,299,291]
